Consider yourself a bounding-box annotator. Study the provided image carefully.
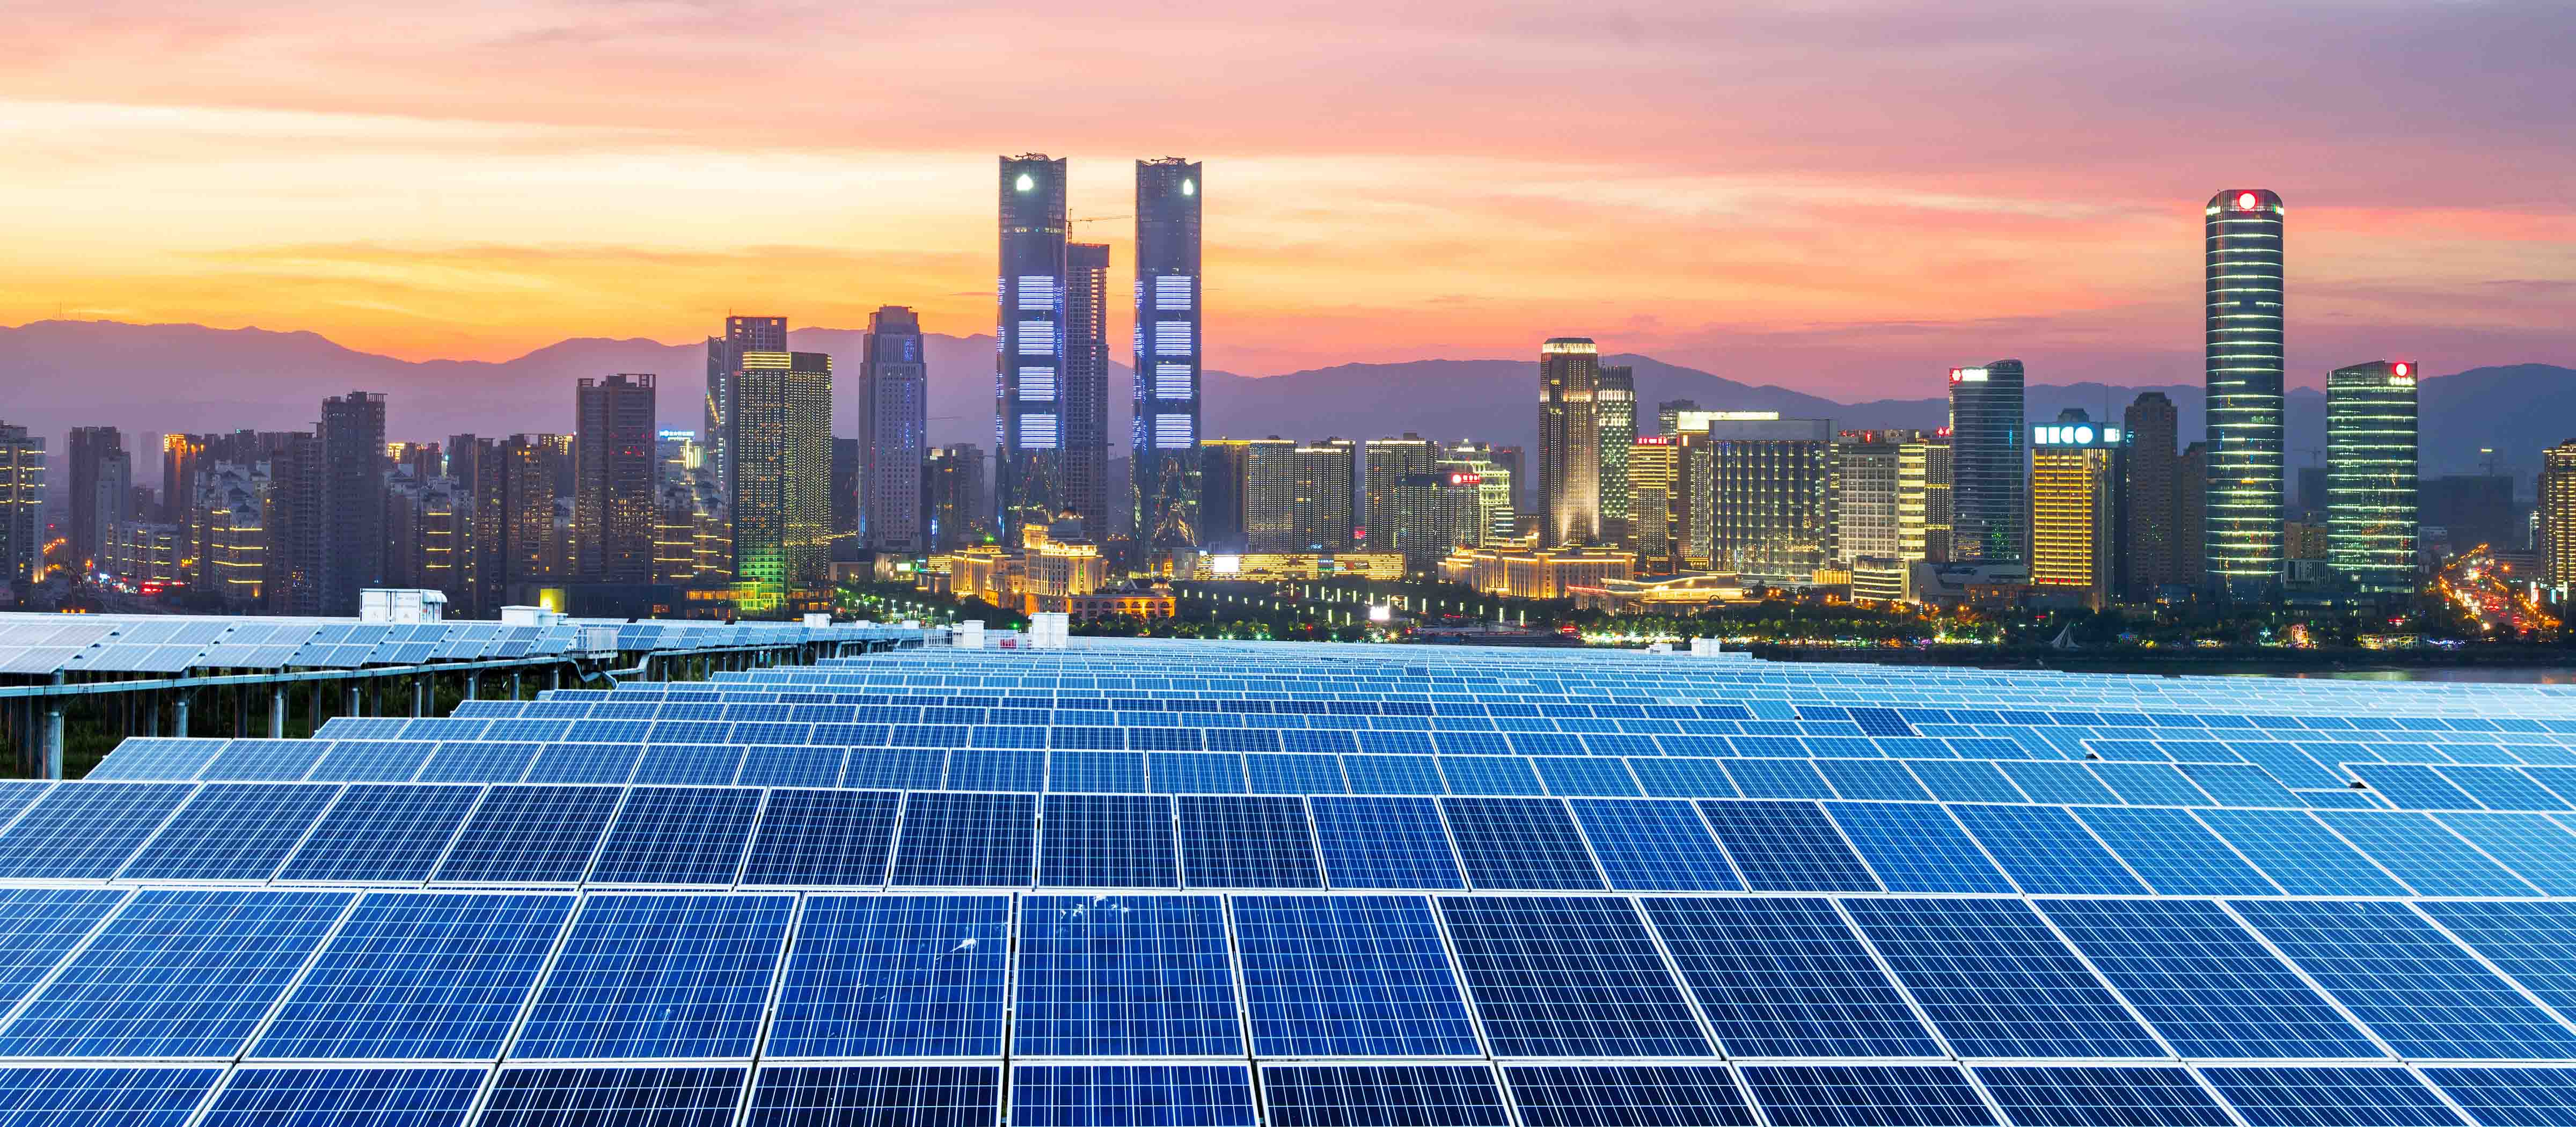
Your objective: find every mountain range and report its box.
[2,319,2567,487]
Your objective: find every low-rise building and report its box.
[1439,544,1636,599]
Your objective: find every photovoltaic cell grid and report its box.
[28,637,2576,1126]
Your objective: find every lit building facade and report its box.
[859,306,930,553]
[1062,241,1113,543]
[1627,437,1681,572]
[1439,544,1636,600]
[1536,338,1602,546]
[1949,360,2026,565]
[1132,157,1203,567]
[1245,438,1355,554]
[704,315,785,509]
[67,426,130,578]
[1597,364,1635,544]
[318,390,388,615]
[998,154,1071,539]
[1840,429,1948,603]
[1362,434,1439,571]
[1674,413,1835,586]
[2206,188,2287,599]
[924,444,990,552]
[0,422,43,589]
[2544,440,2576,592]
[2030,412,2127,610]
[2325,360,2419,595]
[728,347,833,607]
[1438,442,1518,546]
[575,373,656,583]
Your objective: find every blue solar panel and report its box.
[1441,796,1607,890]
[1234,894,1480,1057]
[1248,753,1344,795]
[199,738,332,781]
[1177,795,1322,888]
[2074,805,2281,895]
[513,893,792,1059]
[745,1065,1000,1127]
[119,782,340,882]
[1841,897,2164,1058]
[736,744,845,788]
[1696,800,1880,892]
[522,741,641,785]
[1345,754,1447,795]
[891,791,1036,887]
[1151,751,1246,794]
[1506,1064,1759,1127]
[2198,1066,2467,1127]
[308,740,435,783]
[1973,1066,2234,1127]
[2233,898,2576,1060]
[1948,802,2149,895]
[1568,797,1740,891]
[1643,896,1941,1058]
[1908,759,2029,803]
[1310,795,1465,889]
[2351,764,2485,809]
[2194,808,2410,896]
[0,781,195,880]
[0,889,352,1058]
[415,740,540,784]
[0,1066,222,1127]
[252,891,570,1061]
[1439,755,1547,795]
[840,747,945,791]
[430,785,624,884]
[198,1066,484,1127]
[1741,1064,1996,1127]
[2420,1067,2576,1127]
[2436,766,2571,811]
[277,784,480,883]
[1262,1064,1509,1127]
[1728,757,1840,799]
[1437,895,1711,1058]
[2416,900,2576,1020]
[1999,760,2124,805]
[1040,793,1177,888]
[2430,814,2576,895]
[1815,758,1936,801]
[740,788,898,887]
[1825,801,2015,893]
[479,1066,745,1127]
[1014,894,1240,1056]
[768,895,1008,1057]
[1009,1064,1254,1127]
[2312,810,2541,896]
[587,786,763,884]
[2035,897,2381,1059]
[0,890,129,1010]
[1535,756,1643,796]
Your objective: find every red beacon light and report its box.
[2236,192,2261,210]
[2392,362,2411,377]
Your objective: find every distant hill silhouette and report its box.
[2,320,2566,488]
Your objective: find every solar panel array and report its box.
[33,638,2576,1126]
[0,612,919,676]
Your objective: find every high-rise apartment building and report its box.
[159,433,207,585]
[1245,438,1355,553]
[2122,392,2183,595]
[859,306,930,553]
[1840,429,1950,603]
[2543,440,2576,591]
[318,391,387,614]
[1597,364,1635,544]
[575,374,656,583]
[2206,188,2287,598]
[1362,434,1441,571]
[2030,411,2127,609]
[264,430,323,616]
[1133,157,1203,568]
[1898,432,1955,566]
[2326,360,2419,595]
[924,444,990,552]
[1538,338,1602,546]
[1196,438,1276,555]
[444,435,504,618]
[1435,443,1518,551]
[727,346,832,607]
[499,434,572,584]
[998,155,1071,538]
[0,423,42,590]
[705,316,785,508]
[1062,242,1113,543]
[66,426,130,577]
[1835,431,1906,567]
[1675,413,1835,585]
[1948,360,2026,565]
[2177,442,2209,587]
[198,460,267,608]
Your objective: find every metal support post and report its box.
[269,686,287,737]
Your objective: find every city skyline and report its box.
[4,3,2572,398]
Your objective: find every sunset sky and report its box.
[3,0,2570,399]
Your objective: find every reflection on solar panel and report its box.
[39,634,2576,1126]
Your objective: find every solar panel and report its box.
[0,889,130,1011]
[1310,795,1465,890]
[0,889,352,1058]
[118,782,340,882]
[430,785,625,884]
[1038,793,1178,888]
[2232,898,2576,1060]
[1437,895,1711,1058]
[1947,802,2148,895]
[479,1066,746,1127]
[2034,897,2382,1059]
[2419,1067,2576,1127]
[1440,796,1607,890]
[767,895,1008,1057]
[0,1065,223,1127]
[1014,894,1240,1055]
[2312,810,2542,897]
[2191,808,2410,896]
[2432,813,2576,895]
[1840,897,2164,1058]
[1642,895,1941,1058]
[1740,1064,1996,1127]
[513,893,792,1059]
[587,786,763,884]
[1695,800,1879,892]
[1972,1066,2235,1127]
[1505,1064,1759,1127]
[1265,1064,1512,1127]
[2197,1066,2468,1127]
[251,891,572,1060]
[1008,1064,1254,1127]
[2414,900,2576,1019]
[1233,894,1481,1057]
[276,783,481,883]
[2073,805,2281,896]
[1566,797,1739,891]
[745,1065,1000,1127]
[891,791,1036,887]
[741,788,899,887]
[1824,801,2015,893]
[1176,795,1323,888]
[0,781,194,880]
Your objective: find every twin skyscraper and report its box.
[996,155,1203,568]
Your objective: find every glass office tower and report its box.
[1132,158,1203,570]
[2206,188,2286,598]
[998,155,1070,539]
[2325,360,2418,595]
[1948,360,2026,565]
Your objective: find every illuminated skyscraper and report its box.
[575,374,656,582]
[1597,364,1635,544]
[2543,440,2576,591]
[1063,241,1112,543]
[2206,188,2286,598]
[66,426,130,578]
[924,444,989,552]
[1245,438,1355,553]
[2326,360,2419,595]
[1628,436,1682,572]
[1948,360,2026,565]
[728,347,832,608]
[998,154,1070,538]
[0,422,42,588]
[1537,338,1602,546]
[1675,412,1835,584]
[858,306,929,554]
[2030,410,2127,610]
[1438,442,1518,549]
[1133,157,1202,568]
[1362,433,1438,566]
[705,315,785,508]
